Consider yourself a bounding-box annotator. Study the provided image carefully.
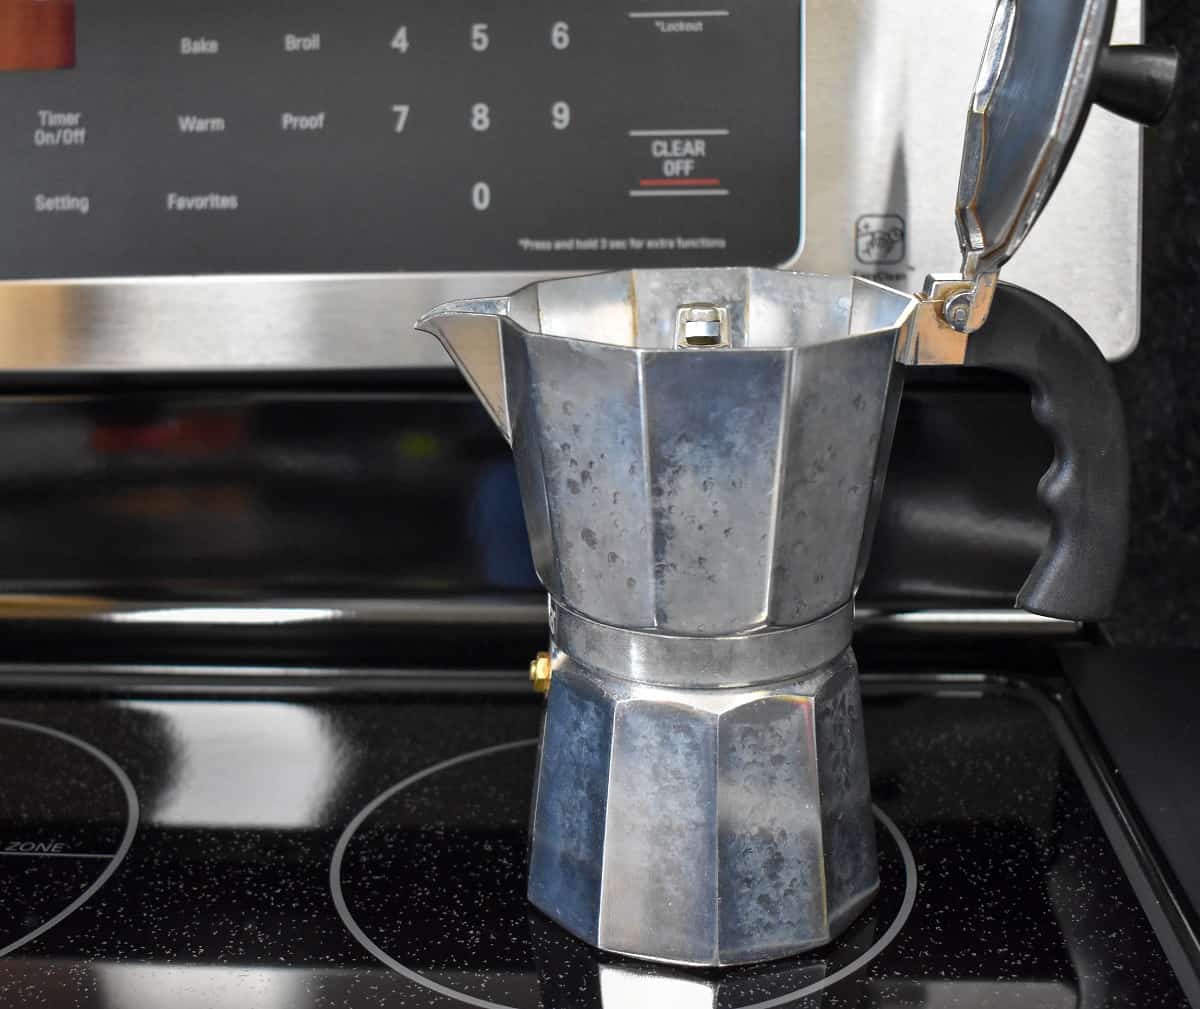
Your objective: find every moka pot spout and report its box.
[415,296,515,442]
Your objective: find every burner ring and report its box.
[331,738,917,1009]
[0,717,139,958]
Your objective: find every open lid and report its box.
[956,0,1114,280]
[944,0,1178,331]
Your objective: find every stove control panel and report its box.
[0,0,801,277]
[0,1,1145,367]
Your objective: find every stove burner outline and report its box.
[0,717,139,958]
[330,738,918,1009]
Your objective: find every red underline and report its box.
[638,177,722,187]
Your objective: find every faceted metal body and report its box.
[420,270,914,636]
[528,646,878,966]
[417,269,916,965]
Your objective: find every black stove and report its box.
[0,671,1192,1009]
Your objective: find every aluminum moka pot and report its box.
[415,0,1172,967]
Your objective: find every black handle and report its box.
[962,284,1130,621]
[1092,44,1181,127]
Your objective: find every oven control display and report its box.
[0,0,802,278]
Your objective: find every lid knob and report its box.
[1092,44,1180,126]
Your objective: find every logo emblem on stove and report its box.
[855,214,906,265]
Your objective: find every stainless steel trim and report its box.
[0,662,533,682]
[0,274,528,373]
[0,595,1081,637]
[0,2,1142,370]
[0,594,549,626]
[854,606,1081,637]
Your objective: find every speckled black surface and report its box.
[0,720,131,956]
[0,681,1189,1008]
[1107,1,1200,646]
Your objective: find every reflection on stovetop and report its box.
[329,736,919,1008]
[0,677,1190,1008]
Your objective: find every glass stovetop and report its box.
[0,673,1193,1008]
